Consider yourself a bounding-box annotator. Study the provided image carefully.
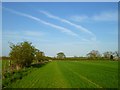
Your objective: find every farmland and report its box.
[4,60,118,88]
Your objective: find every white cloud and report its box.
[70,11,117,22]
[3,7,78,37]
[93,11,118,21]
[40,11,96,39]
[38,19,79,37]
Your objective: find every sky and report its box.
[2,2,118,57]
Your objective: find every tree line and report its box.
[56,50,119,60]
[2,41,119,71]
[8,41,52,71]
[86,50,119,60]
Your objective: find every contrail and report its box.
[40,10,96,40]
[3,7,79,37]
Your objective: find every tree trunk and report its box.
[16,64,21,70]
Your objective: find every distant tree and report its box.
[87,50,101,59]
[113,51,119,60]
[103,51,113,59]
[110,55,113,60]
[9,41,36,70]
[74,56,78,58]
[114,51,119,57]
[57,52,66,59]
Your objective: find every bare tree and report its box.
[87,50,101,59]
[103,51,113,60]
[113,51,119,60]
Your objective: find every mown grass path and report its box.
[8,61,118,88]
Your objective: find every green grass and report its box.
[2,60,10,70]
[6,60,118,88]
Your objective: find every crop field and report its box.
[2,60,10,69]
[5,60,118,88]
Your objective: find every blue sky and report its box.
[2,2,118,57]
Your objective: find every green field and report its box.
[5,61,118,88]
[2,60,10,69]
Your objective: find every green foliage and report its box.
[13,72,22,80]
[35,49,45,62]
[2,77,11,87]
[57,52,66,59]
[2,66,36,88]
[9,41,36,68]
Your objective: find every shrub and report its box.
[2,78,11,88]
[9,41,36,69]
[2,67,31,88]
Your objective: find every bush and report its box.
[9,41,36,69]
[2,67,32,88]
[13,72,22,80]
[4,73,11,78]
[2,78,11,88]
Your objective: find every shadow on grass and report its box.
[28,62,48,68]
[2,62,49,88]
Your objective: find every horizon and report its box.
[2,2,118,57]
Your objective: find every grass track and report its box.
[7,61,118,88]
